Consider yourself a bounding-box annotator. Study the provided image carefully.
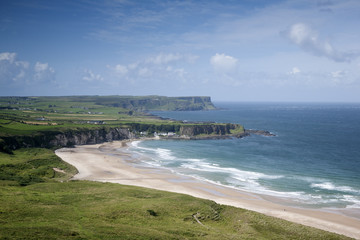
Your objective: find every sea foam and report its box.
[130,140,360,209]
[311,182,360,194]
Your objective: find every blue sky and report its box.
[1,0,360,102]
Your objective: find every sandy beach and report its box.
[55,140,360,239]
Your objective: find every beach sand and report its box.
[55,140,360,239]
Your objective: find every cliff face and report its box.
[49,128,134,147]
[1,128,134,151]
[173,97,216,111]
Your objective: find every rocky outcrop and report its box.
[179,124,238,136]
[244,129,276,137]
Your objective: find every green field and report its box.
[0,96,180,137]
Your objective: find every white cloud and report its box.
[108,52,196,84]
[35,62,49,72]
[128,63,138,70]
[83,69,104,82]
[34,62,55,81]
[147,53,182,65]
[210,53,238,72]
[15,61,29,69]
[173,68,186,78]
[289,67,301,75]
[0,52,57,87]
[114,64,128,75]
[146,53,198,65]
[0,52,29,83]
[283,23,360,62]
[107,64,130,82]
[0,52,16,63]
[329,70,349,85]
[138,67,151,77]
[331,70,346,79]
[13,69,26,82]
[328,70,356,86]
[286,23,313,45]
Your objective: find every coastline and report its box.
[55,140,360,239]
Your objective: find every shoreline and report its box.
[55,140,360,239]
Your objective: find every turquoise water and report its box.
[130,102,360,210]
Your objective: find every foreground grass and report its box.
[0,148,353,239]
[0,148,77,186]
[0,180,352,240]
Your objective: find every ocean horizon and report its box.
[129,102,360,215]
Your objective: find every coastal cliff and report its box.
[179,123,247,138]
[106,96,217,111]
[177,125,274,139]
[0,127,134,151]
[180,124,232,136]
[0,123,275,153]
[49,128,134,147]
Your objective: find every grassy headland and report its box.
[0,95,245,152]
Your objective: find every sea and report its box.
[129,102,360,213]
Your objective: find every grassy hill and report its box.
[0,140,352,240]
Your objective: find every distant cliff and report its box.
[97,96,217,111]
[2,95,217,112]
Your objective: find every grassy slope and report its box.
[0,148,353,240]
[0,148,77,186]
[0,181,351,240]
